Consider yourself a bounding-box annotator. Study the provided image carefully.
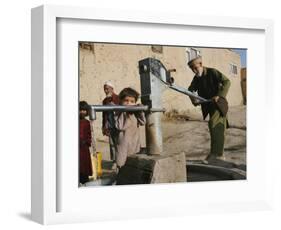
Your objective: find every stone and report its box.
[116,152,187,185]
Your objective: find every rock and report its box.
[116,152,187,185]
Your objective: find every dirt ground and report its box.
[95,106,246,167]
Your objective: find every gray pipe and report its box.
[89,105,165,120]
[169,84,212,103]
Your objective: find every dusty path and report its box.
[162,106,246,166]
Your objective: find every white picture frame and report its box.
[31,4,274,225]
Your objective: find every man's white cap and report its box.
[187,56,202,67]
[104,80,114,89]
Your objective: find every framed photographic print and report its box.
[31,5,274,225]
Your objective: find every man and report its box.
[187,56,231,162]
[102,81,119,168]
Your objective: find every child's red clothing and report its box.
[79,119,93,177]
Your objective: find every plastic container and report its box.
[97,152,103,177]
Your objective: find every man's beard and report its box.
[106,92,113,98]
[196,69,203,77]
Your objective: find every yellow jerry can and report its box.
[97,152,103,177]
[90,154,98,181]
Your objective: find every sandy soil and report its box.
[95,106,246,167]
[162,106,246,166]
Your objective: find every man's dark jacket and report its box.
[188,67,231,120]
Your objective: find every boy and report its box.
[102,81,119,169]
[114,87,146,170]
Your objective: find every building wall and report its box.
[79,43,243,140]
[241,67,247,105]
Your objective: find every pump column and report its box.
[139,58,167,155]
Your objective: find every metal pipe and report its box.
[90,105,149,112]
[89,105,165,120]
[148,67,212,103]
[169,84,212,103]
[145,112,163,155]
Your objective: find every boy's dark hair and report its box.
[79,101,89,115]
[119,87,140,102]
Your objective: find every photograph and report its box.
[78,42,247,187]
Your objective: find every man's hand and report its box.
[212,96,220,103]
[192,101,200,106]
[134,104,143,116]
[190,97,200,106]
[102,127,110,136]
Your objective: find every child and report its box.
[114,87,146,171]
[102,81,119,170]
[79,101,93,185]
